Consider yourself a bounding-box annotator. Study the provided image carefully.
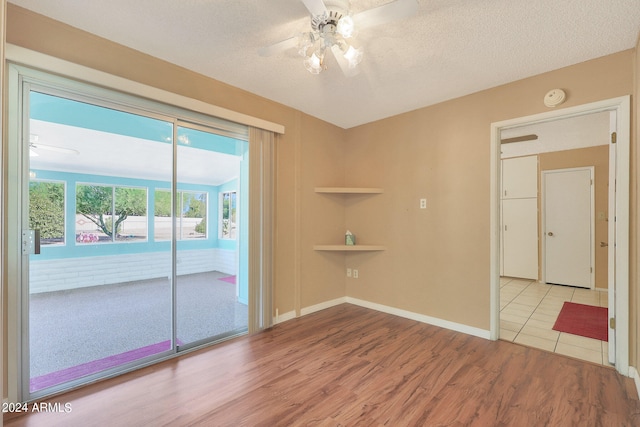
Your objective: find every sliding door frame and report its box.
[5,57,279,402]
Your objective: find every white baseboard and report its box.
[346,297,491,339]
[273,310,296,325]
[272,297,347,325]
[300,297,348,316]
[276,296,490,340]
[629,366,640,399]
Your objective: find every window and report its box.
[76,184,147,243]
[154,189,207,240]
[220,191,237,239]
[29,180,66,246]
[179,191,207,239]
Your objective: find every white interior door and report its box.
[543,167,594,288]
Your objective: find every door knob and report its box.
[547,232,554,236]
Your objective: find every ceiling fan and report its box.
[259,0,419,76]
[29,135,79,157]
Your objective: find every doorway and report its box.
[490,96,630,376]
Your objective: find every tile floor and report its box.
[499,277,611,366]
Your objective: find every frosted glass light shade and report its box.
[337,16,355,38]
[343,45,363,68]
[304,52,324,74]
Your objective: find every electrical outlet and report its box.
[353,269,359,279]
[347,268,352,277]
[420,198,427,209]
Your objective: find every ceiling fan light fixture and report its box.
[297,32,316,57]
[336,15,355,38]
[261,0,419,76]
[302,0,362,75]
[304,50,325,74]
[343,44,363,68]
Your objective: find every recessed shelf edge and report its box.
[313,245,386,251]
[314,187,384,194]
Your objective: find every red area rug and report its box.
[552,302,608,341]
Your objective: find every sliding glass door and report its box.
[175,124,248,350]
[21,82,249,399]
[26,89,175,395]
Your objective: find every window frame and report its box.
[219,190,237,240]
[154,188,209,241]
[75,182,149,244]
[28,178,67,247]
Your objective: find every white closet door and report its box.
[502,156,538,199]
[502,198,538,279]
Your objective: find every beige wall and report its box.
[344,50,635,330]
[3,4,639,394]
[539,146,609,289]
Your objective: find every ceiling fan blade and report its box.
[31,143,79,155]
[330,45,360,78]
[300,0,327,17]
[353,0,419,30]
[258,36,299,57]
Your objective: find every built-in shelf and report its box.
[314,187,384,194]
[314,187,385,252]
[313,245,386,252]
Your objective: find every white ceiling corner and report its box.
[9,0,640,129]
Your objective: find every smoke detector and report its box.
[544,89,566,107]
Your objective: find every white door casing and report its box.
[607,111,617,364]
[490,96,629,376]
[542,167,594,289]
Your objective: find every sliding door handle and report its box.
[34,229,41,254]
[22,229,41,255]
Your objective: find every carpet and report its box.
[552,302,608,342]
[29,271,248,393]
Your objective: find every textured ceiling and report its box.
[10,0,640,129]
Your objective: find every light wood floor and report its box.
[6,304,640,426]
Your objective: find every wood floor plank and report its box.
[5,303,640,426]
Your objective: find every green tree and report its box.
[76,185,146,238]
[185,192,206,235]
[195,219,206,234]
[29,182,65,240]
[182,192,206,218]
[154,189,172,217]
